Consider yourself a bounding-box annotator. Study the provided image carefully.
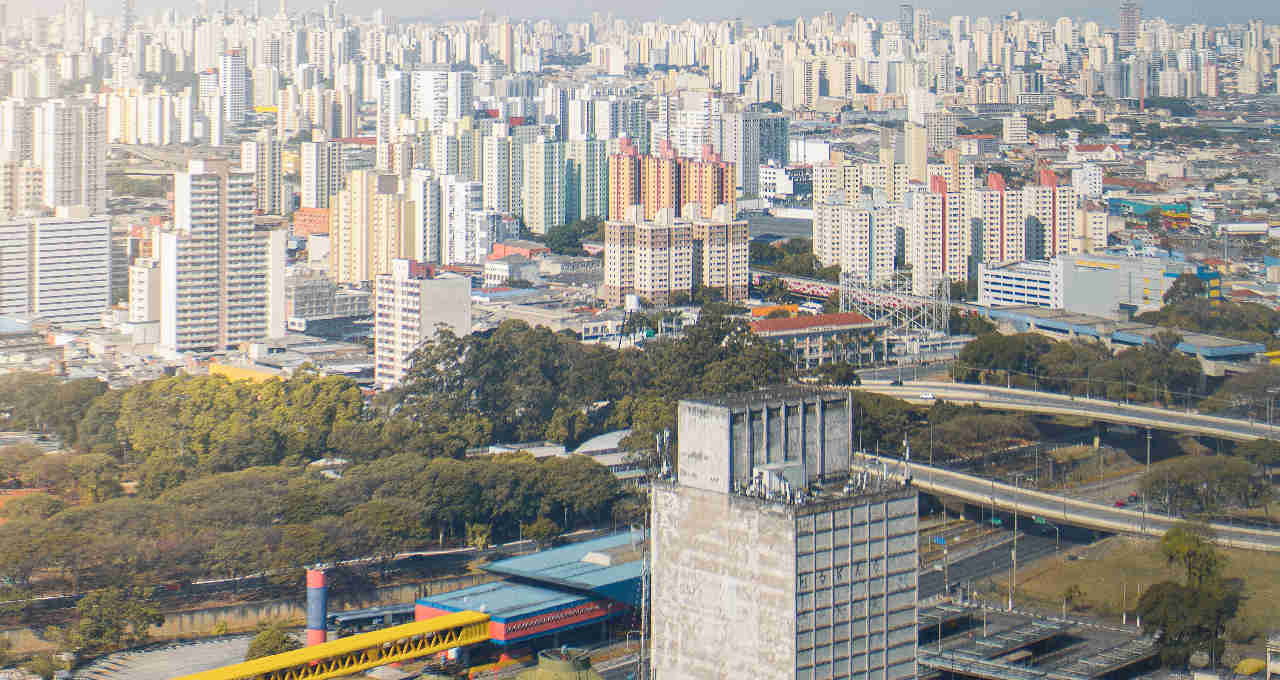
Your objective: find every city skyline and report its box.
[4,0,1280,26]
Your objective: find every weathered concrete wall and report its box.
[679,390,855,494]
[678,401,732,493]
[650,483,796,679]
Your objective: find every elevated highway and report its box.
[851,452,1280,552]
[858,381,1280,441]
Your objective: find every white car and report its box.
[919,392,935,400]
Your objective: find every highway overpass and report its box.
[851,452,1280,552]
[858,381,1280,441]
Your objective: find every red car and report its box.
[1114,500,1128,508]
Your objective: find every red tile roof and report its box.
[750,312,878,333]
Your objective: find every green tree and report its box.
[522,517,561,548]
[0,493,65,520]
[1062,584,1084,611]
[68,453,123,502]
[544,406,590,447]
[1138,580,1239,667]
[816,362,861,386]
[345,498,425,575]
[23,654,63,680]
[1164,273,1207,304]
[466,523,491,550]
[65,587,164,652]
[822,291,841,314]
[1235,439,1280,484]
[1137,298,1280,350]
[1159,522,1224,588]
[544,222,584,255]
[757,278,790,302]
[949,310,995,336]
[0,443,44,482]
[245,621,302,661]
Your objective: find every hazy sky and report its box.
[8,0,1278,28]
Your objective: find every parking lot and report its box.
[71,636,251,680]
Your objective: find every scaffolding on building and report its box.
[840,271,950,353]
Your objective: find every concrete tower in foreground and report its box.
[651,388,919,680]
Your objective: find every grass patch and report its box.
[1048,445,1098,464]
[1000,536,1280,651]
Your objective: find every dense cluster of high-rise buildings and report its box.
[0,0,1276,384]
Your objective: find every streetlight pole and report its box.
[929,419,935,488]
[1144,428,1151,534]
[1010,474,1022,611]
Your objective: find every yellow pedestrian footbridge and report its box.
[171,611,490,680]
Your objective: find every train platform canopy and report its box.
[483,529,645,605]
[415,581,628,646]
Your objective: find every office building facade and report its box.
[0,208,111,324]
[652,389,919,680]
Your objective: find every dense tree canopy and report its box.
[1137,299,1280,349]
[541,218,602,255]
[749,238,839,281]
[1164,274,1207,305]
[394,314,793,452]
[1141,456,1270,517]
[954,332,1201,404]
[0,375,107,446]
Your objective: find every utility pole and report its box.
[1010,473,1021,611]
[1144,428,1151,533]
[929,419,935,488]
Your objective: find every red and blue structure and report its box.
[306,568,328,646]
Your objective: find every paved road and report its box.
[854,451,1280,552]
[861,380,1280,441]
[919,533,1068,600]
[856,362,954,383]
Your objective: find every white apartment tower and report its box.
[521,136,565,235]
[407,167,443,264]
[813,191,898,285]
[34,99,106,213]
[482,133,521,215]
[373,259,471,389]
[565,139,608,224]
[904,178,969,295]
[240,129,283,215]
[161,159,285,353]
[603,211,694,307]
[219,49,248,124]
[410,65,475,128]
[375,70,409,146]
[300,135,343,208]
[439,174,484,265]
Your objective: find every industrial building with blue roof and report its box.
[414,529,645,648]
